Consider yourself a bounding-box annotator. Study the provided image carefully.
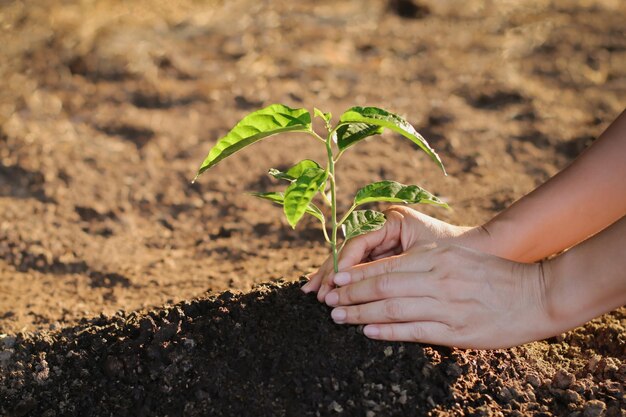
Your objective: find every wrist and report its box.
[472,217,537,262]
[539,254,586,336]
[451,225,496,255]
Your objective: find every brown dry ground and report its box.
[0,0,625,416]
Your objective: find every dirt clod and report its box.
[582,400,606,417]
[553,369,576,389]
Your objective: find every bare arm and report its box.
[543,214,626,333]
[472,109,626,262]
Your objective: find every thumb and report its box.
[337,208,404,270]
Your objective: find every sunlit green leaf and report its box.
[251,192,325,223]
[354,180,448,208]
[195,104,311,180]
[335,123,384,149]
[284,167,329,228]
[314,107,332,124]
[341,210,386,241]
[338,106,445,174]
[268,159,322,182]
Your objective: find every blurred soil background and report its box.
[0,0,625,415]
[1,0,623,334]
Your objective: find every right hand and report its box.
[302,205,488,302]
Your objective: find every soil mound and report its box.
[1,281,624,417]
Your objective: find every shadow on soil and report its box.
[0,281,458,417]
[1,281,624,417]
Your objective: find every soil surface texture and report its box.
[0,0,625,415]
[1,281,625,417]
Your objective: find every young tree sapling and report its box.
[194,104,448,273]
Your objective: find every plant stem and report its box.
[320,219,331,244]
[337,204,357,228]
[334,149,345,163]
[325,133,339,273]
[310,130,327,143]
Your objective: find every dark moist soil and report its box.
[1,280,625,417]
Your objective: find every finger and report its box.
[370,247,403,261]
[330,297,444,324]
[317,281,335,302]
[336,209,405,271]
[317,257,339,302]
[362,321,454,345]
[301,271,321,293]
[318,263,338,301]
[302,256,334,294]
[339,249,434,285]
[325,272,435,306]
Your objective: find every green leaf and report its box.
[335,123,384,149]
[194,104,311,180]
[341,210,386,241]
[283,167,328,228]
[251,192,324,223]
[354,180,448,208]
[337,106,445,174]
[268,159,322,182]
[314,108,332,124]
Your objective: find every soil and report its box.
[1,281,625,417]
[0,0,625,415]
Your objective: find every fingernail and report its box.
[325,291,339,306]
[363,325,380,338]
[334,272,350,286]
[331,308,346,323]
[301,282,311,293]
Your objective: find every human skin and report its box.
[302,109,626,348]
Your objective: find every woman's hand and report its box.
[302,205,489,301]
[322,243,556,349]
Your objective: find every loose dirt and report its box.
[0,0,624,415]
[1,281,625,416]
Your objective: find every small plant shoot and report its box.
[194,104,448,273]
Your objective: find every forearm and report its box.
[542,215,626,334]
[476,110,626,262]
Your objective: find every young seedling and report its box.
[194,104,448,273]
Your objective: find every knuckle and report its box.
[342,286,355,304]
[383,299,404,321]
[374,275,392,297]
[348,306,362,323]
[410,323,426,341]
[454,320,469,336]
[352,268,364,282]
[432,264,449,282]
[444,307,466,329]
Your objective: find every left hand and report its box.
[302,206,486,301]
[322,242,556,349]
